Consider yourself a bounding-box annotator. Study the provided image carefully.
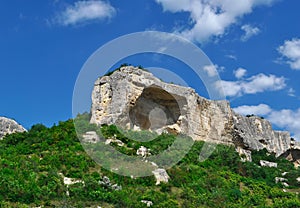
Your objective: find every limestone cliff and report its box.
[90,66,294,158]
[0,116,26,139]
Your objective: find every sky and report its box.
[0,0,300,139]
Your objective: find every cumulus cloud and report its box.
[234,67,247,79]
[215,80,242,97]
[233,104,272,116]
[216,73,286,97]
[278,38,300,70]
[202,64,224,77]
[234,104,300,140]
[268,108,300,139]
[241,24,260,41]
[203,65,218,77]
[155,0,276,43]
[55,0,116,26]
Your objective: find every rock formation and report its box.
[0,116,26,139]
[90,66,295,159]
[152,168,170,185]
[259,160,278,168]
[280,140,300,167]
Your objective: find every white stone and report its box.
[141,200,153,207]
[136,146,149,158]
[63,177,84,186]
[275,177,287,183]
[152,168,170,185]
[282,182,289,187]
[82,131,100,143]
[260,160,277,168]
[236,146,252,162]
[105,139,112,145]
[105,138,124,146]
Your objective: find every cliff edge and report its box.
[90,66,295,161]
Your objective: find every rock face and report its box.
[0,116,26,139]
[232,114,291,157]
[90,66,294,158]
[280,140,300,167]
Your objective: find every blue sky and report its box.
[1,0,300,139]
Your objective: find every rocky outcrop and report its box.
[82,131,100,143]
[280,140,300,167]
[136,146,150,158]
[260,160,278,168]
[90,66,294,158]
[152,168,170,185]
[232,114,291,157]
[236,146,252,162]
[91,66,233,145]
[0,116,26,139]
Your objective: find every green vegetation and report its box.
[0,114,299,207]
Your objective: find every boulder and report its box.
[152,168,170,185]
[275,177,287,183]
[82,131,100,143]
[260,160,277,168]
[141,200,153,207]
[236,146,252,162]
[136,146,150,158]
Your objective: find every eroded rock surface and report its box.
[280,141,300,167]
[0,116,26,139]
[233,114,291,157]
[90,66,294,158]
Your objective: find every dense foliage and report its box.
[0,114,299,207]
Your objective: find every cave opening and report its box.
[129,86,186,130]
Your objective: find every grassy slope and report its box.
[0,115,299,207]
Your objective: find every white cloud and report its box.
[234,67,247,79]
[55,0,116,26]
[233,104,272,116]
[226,54,237,60]
[203,64,219,77]
[288,88,296,97]
[268,108,300,139]
[278,38,300,70]
[243,73,286,94]
[215,80,243,97]
[215,73,286,97]
[155,0,276,43]
[233,104,300,140]
[241,24,260,41]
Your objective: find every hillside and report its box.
[0,114,299,207]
